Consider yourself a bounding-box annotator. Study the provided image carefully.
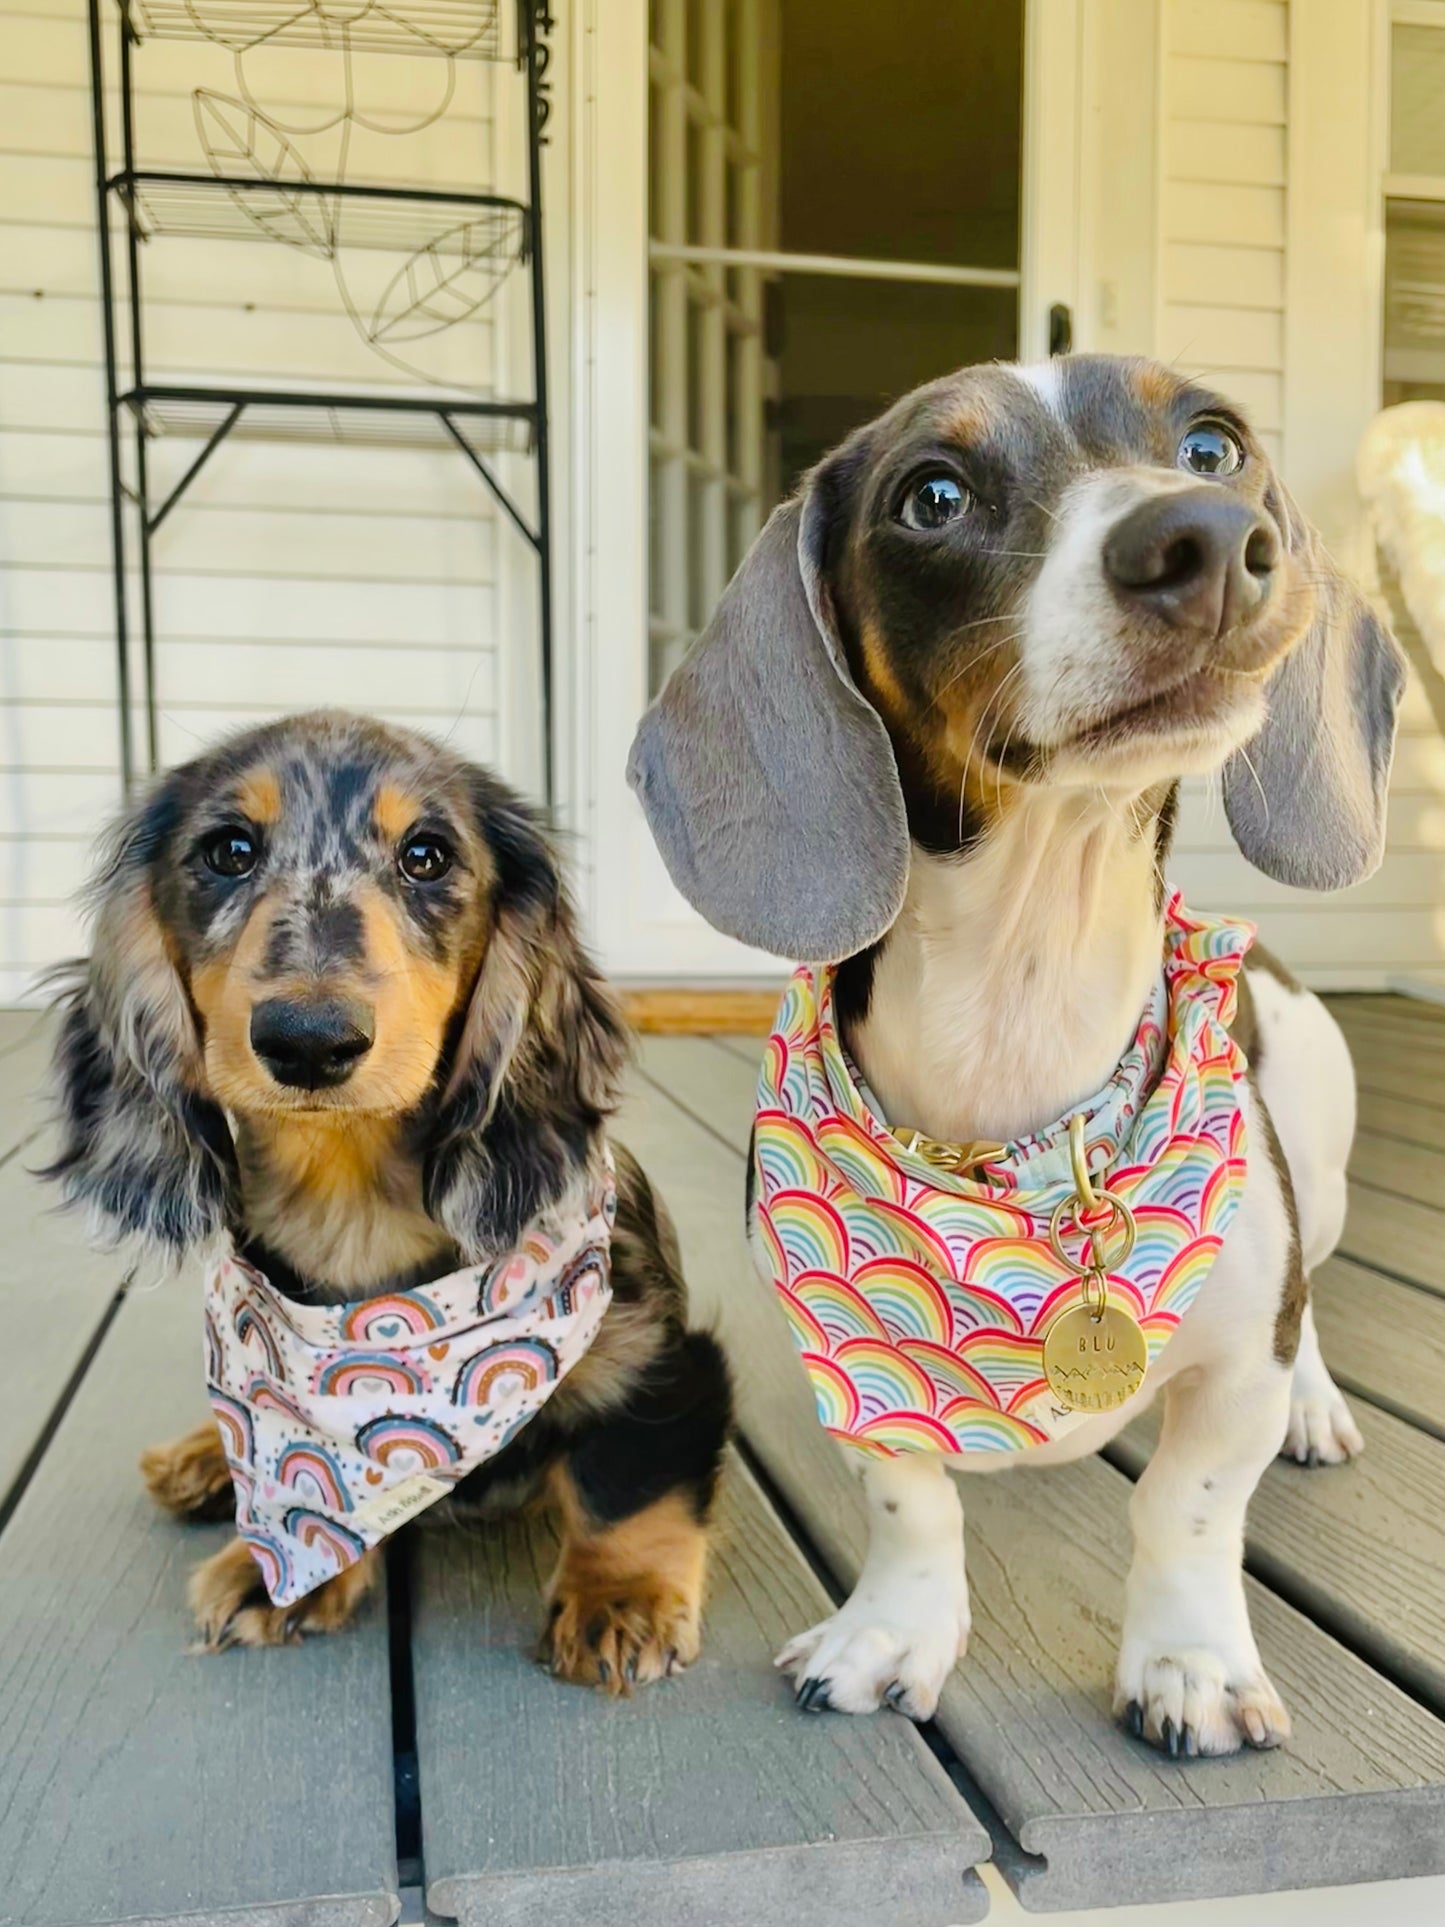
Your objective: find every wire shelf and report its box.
[124,1,504,61]
[126,388,536,454]
[124,170,527,257]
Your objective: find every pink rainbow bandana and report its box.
[754,895,1252,1455]
[205,1153,615,1606]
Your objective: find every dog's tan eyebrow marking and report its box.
[375,782,424,845]
[236,766,282,827]
[1130,361,1183,411]
[943,394,998,445]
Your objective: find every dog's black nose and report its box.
[250,998,375,1089]
[1104,489,1277,636]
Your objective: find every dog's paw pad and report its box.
[1281,1390,1364,1467]
[1115,1652,1290,1757]
[539,1581,700,1695]
[774,1604,968,1719]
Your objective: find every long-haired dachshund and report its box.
[630,354,1404,1754]
[46,711,731,1687]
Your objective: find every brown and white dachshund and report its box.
[47,711,731,1687]
[630,354,1404,1754]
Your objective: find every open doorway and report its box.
[647,0,1023,691]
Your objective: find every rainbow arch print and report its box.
[754,1113,831,1199]
[341,1292,446,1344]
[245,1375,313,1428]
[452,1336,559,1409]
[854,1257,954,1344]
[777,1286,830,1354]
[815,1112,910,1206]
[203,1309,224,1383]
[239,1527,292,1601]
[896,1337,997,1410]
[543,1245,607,1320]
[767,1188,851,1281]
[791,1270,888,1345]
[802,1351,862,1432]
[937,1399,1048,1452]
[208,1389,253,1466]
[355,1412,460,1471]
[955,1328,1051,1406]
[476,1250,537,1317]
[282,1507,366,1573]
[233,1300,285,1378]
[1152,1237,1223,1321]
[855,1409,963,1453]
[276,1440,354,1513]
[833,1335,937,1419]
[313,1352,430,1399]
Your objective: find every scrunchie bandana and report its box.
[205,1152,616,1605]
[754,895,1252,1455]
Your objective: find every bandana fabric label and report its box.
[205,1153,616,1606]
[753,895,1252,1456]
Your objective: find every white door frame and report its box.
[566,0,1085,978]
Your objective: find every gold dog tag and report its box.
[1042,1115,1148,1414]
[1042,1300,1148,1412]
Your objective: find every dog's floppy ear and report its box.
[1223,482,1406,888]
[44,781,233,1254]
[627,448,909,962]
[423,785,628,1260]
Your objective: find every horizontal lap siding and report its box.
[0,0,519,1002]
[1160,0,1444,989]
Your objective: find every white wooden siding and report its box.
[1155,0,1445,990]
[0,0,532,1003]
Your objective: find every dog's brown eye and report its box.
[202,828,258,878]
[900,473,971,531]
[399,837,452,883]
[1178,421,1244,478]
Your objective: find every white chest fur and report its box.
[849,791,1165,1146]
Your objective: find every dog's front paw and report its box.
[1115,1650,1290,1757]
[775,1589,970,1720]
[1281,1384,1364,1467]
[141,1421,235,1521]
[539,1576,701,1693]
[188,1538,379,1651]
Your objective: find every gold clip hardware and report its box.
[891,1126,1007,1177]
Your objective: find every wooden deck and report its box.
[2,995,1445,1922]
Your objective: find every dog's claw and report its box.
[795,1675,832,1713]
[1161,1714,1180,1758]
[1182,1723,1198,1759]
[1125,1699,1145,1739]
[884,1681,907,1708]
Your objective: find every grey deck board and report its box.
[1350,1131,1445,1209]
[631,1038,1445,1910]
[1313,1257,1445,1439]
[1355,1087,1445,1152]
[1114,1398,1445,1710]
[0,1276,400,1927]
[0,1015,55,1164]
[0,1154,125,1511]
[1329,1036,1445,1100]
[0,1007,47,1059]
[1340,1183,1445,1296]
[412,1455,987,1927]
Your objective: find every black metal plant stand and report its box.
[87,0,556,800]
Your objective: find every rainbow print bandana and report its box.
[754,895,1252,1456]
[204,1153,616,1606]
